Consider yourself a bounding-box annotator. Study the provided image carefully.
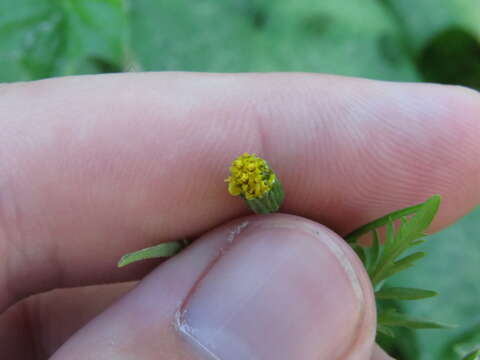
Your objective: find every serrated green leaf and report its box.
[345,199,427,243]
[463,349,480,360]
[376,287,438,300]
[118,240,187,267]
[373,251,426,284]
[379,309,455,329]
[397,195,441,243]
[349,195,446,351]
[351,196,441,288]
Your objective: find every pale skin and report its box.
[0,73,479,359]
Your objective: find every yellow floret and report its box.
[225,153,276,200]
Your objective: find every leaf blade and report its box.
[118,241,184,267]
[463,349,480,360]
[377,324,395,338]
[375,287,438,300]
[373,251,426,284]
[378,309,455,329]
[344,201,426,243]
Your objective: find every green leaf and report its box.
[364,195,441,286]
[379,309,455,329]
[385,0,480,51]
[352,195,448,346]
[441,319,480,359]
[377,324,395,338]
[376,287,438,300]
[390,207,480,360]
[463,349,480,360]
[345,199,426,243]
[396,195,441,243]
[366,229,382,273]
[385,0,480,89]
[376,317,421,359]
[0,0,129,81]
[374,251,426,283]
[130,0,418,80]
[118,240,188,267]
[411,238,427,247]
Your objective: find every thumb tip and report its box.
[176,214,376,359]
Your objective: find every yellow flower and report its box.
[225,153,284,214]
[225,153,276,200]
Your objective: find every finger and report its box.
[0,282,135,359]
[1,73,479,310]
[50,214,376,360]
[5,286,399,360]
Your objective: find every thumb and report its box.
[52,215,379,360]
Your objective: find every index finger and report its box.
[1,72,479,310]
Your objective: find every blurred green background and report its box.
[1,0,479,359]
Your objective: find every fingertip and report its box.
[420,83,480,228]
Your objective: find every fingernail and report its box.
[177,221,364,360]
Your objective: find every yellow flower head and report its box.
[225,153,276,200]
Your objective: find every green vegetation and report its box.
[2,0,479,88]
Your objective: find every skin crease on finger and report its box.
[0,73,479,313]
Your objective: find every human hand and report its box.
[0,73,479,359]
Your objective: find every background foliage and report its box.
[1,0,479,359]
